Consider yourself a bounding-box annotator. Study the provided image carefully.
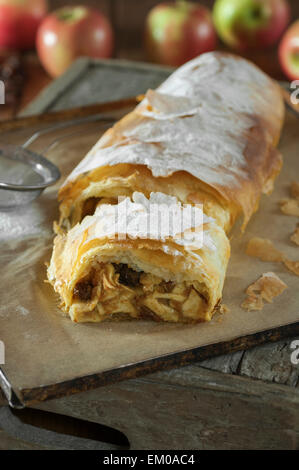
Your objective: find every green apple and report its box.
[213,0,290,50]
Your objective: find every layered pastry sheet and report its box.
[48,192,229,323]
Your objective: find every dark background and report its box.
[49,0,299,68]
[1,0,299,119]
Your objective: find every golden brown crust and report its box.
[48,220,230,323]
[59,54,284,232]
[58,164,235,232]
[48,52,285,324]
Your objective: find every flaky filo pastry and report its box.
[48,192,230,323]
[48,52,285,323]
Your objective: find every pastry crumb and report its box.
[241,272,287,311]
[291,182,299,200]
[241,293,264,311]
[279,198,299,217]
[290,226,299,246]
[219,303,230,314]
[284,260,299,276]
[246,237,284,262]
[246,237,299,277]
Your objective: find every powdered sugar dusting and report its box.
[69,192,217,252]
[0,203,48,241]
[16,305,29,316]
[64,53,281,190]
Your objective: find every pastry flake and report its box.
[245,237,284,262]
[246,237,299,277]
[284,260,299,277]
[279,199,299,217]
[241,272,287,311]
[219,303,230,314]
[290,226,299,246]
[291,182,299,200]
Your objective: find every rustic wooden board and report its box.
[0,97,299,408]
[34,364,299,450]
[2,363,298,449]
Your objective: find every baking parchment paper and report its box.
[0,110,298,404]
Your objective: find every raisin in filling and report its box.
[113,263,141,287]
[81,197,101,218]
[73,280,93,301]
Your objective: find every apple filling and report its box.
[70,262,211,323]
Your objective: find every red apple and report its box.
[36,5,114,78]
[145,1,217,67]
[213,0,290,50]
[0,0,48,50]
[279,20,299,81]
